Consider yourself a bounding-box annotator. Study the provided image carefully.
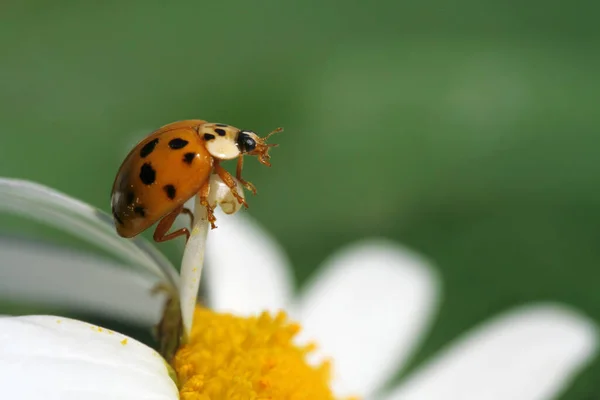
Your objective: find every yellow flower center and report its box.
[173,307,339,400]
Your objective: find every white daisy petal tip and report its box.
[204,210,294,316]
[0,315,178,400]
[208,174,245,215]
[323,238,442,295]
[296,238,442,398]
[385,302,598,400]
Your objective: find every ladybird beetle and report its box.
[111,119,281,243]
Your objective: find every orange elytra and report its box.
[111,119,281,243]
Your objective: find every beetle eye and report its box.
[243,137,256,152]
[237,131,257,153]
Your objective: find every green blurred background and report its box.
[1,1,599,397]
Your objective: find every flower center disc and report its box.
[173,307,337,400]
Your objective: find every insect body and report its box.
[111,119,280,243]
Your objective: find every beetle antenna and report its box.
[265,127,283,141]
[252,127,282,167]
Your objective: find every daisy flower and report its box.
[0,177,597,400]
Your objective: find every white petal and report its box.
[294,240,440,398]
[179,175,245,336]
[179,195,210,336]
[207,173,246,215]
[204,211,294,315]
[0,315,178,400]
[0,178,178,287]
[0,239,165,326]
[384,304,598,400]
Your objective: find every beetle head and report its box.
[237,127,282,167]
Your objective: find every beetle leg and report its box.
[214,160,248,208]
[181,207,194,227]
[199,179,217,229]
[153,205,190,243]
[236,156,257,195]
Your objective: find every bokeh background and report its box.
[1,1,599,397]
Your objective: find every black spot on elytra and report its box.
[113,210,124,225]
[134,206,146,217]
[214,128,226,136]
[163,184,176,200]
[139,138,159,158]
[183,152,196,164]
[139,163,156,185]
[169,138,189,149]
[204,133,215,141]
[215,123,228,127]
[126,191,135,205]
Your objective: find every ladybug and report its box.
[111,119,281,243]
